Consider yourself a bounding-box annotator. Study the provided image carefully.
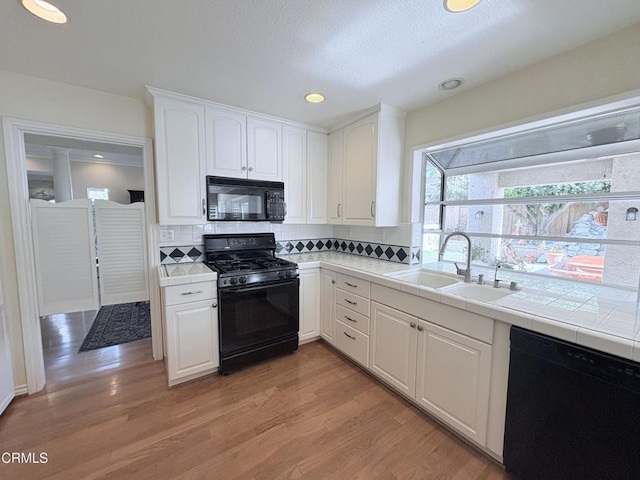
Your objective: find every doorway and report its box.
[3,117,161,393]
[25,135,153,383]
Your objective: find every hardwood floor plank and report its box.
[0,313,512,480]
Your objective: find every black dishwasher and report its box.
[504,326,640,480]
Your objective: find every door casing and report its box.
[2,117,162,394]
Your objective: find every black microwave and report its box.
[206,176,286,222]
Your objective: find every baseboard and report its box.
[14,384,28,396]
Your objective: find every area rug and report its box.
[78,301,151,352]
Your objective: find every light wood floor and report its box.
[39,310,153,384]
[1,314,512,480]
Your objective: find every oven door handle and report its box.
[221,278,299,293]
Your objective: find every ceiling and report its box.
[2,1,640,128]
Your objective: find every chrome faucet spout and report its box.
[439,231,472,283]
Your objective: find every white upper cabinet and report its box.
[283,128,328,224]
[247,117,282,181]
[149,87,326,223]
[327,130,344,224]
[205,107,247,178]
[343,114,378,225]
[327,104,405,227]
[283,125,307,223]
[206,110,283,182]
[306,131,328,224]
[153,95,207,225]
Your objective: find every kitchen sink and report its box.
[385,270,461,289]
[439,283,516,302]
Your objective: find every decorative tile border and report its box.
[277,238,414,264]
[411,246,421,265]
[160,239,421,265]
[275,238,333,255]
[160,245,204,264]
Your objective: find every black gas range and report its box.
[204,233,299,374]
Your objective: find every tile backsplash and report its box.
[158,223,421,265]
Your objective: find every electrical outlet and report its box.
[160,229,175,242]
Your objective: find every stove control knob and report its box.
[285,270,291,278]
[230,277,238,285]
[239,276,246,284]
[278,271,285,278]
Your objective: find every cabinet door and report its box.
[319,270,335,344]
[205,107,247,179]
[154,97,206,225]
[416,320,492,446]
[342,114,377,226]
[247,117,282,181]
[299,269,320,343]
[165,299,219,386]
[283,126,307,223]
[370,302,418,398]
[306,131,328,224]
[327,130,344,224]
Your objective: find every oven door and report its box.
[218,278,299,355]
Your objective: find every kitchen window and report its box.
[421,100,640,289]
[87,187,109,201]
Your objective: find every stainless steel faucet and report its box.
[439,232,472,283]
[493,262,502,288]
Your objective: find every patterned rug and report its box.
[78,301,151,352]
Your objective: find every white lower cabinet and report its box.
[335,320,369,367]
[369,300,492,447]
[370,302,418,398]
[299,269,320,343]
[164,295,219,387]
[162,281,219,386]
[415,320,492,446]
[319,270,336,344]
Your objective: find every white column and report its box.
[51,147,73,202]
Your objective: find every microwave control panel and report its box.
[265,191,286,221]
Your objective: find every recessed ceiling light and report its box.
[21,0,67,24]
[305,92,325,104]
[93,154,104,159]
[443,0,482,13]
[438,78,464,90]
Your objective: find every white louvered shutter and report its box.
[30,199,99,315]
[94,200,149,305]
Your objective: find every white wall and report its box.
[0,69,151,389]
[71,162,144,204]
[26,156,145,204]
[403,23,640,220]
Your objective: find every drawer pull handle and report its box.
[181,290,203,296]
[344,332,356,340]
[344,282,358,288]
[410,322,416,328]
[344,315,356,323]
[417,325,424,332]
[212,303,218,308]
[344,299,357,305]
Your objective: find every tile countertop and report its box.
[159,263,217,287]
[280,252,640,362]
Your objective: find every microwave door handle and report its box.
[223,279,298,293]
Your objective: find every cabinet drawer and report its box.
[336,304,369,335]
[337,273,370,298]
[335,320,369,368]
[336,289,370,317]
[164,281,217,306]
